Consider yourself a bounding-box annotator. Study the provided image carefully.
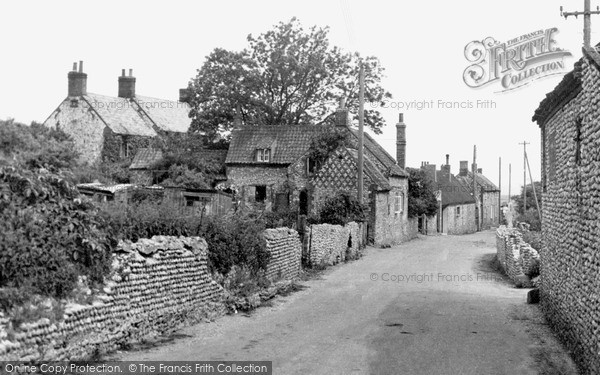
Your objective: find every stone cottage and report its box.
[43,61,191,164]
[454,161,500,230]
[225,103,411,246]
[422,158,477,235]
[531,45,600,373]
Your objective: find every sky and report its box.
[0,0,592,195]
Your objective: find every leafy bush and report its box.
[522,230,542,251]
[316,191,366,225]
[516,208,541,232]
[406,167,438,218]
[0,167,117,301]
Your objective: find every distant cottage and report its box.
[454,161,500,230]
[225,102,412,246]
[421,157,477,235]
[43,61,191,164]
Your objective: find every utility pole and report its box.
[519,141,530,212]
[498,157,502,225]
[525,150,542,223]
[473,145,479,231]
[508,163,512,202]
[561,0,600,48]
[357,62,365,203]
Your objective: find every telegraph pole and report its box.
[357,62,365,203]
[508,163,512,201]
[561,0,600,48]
[519,141,530,212]
[498,157,502,225]
[525,150,542,222]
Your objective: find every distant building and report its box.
[454,161,500,230]
[43,61,191,164]
[421,157,477,235]
[225,103,412,246]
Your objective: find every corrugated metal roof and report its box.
[77,182,135,194]
[129,148,164,170]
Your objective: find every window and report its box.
[394,192,404,216]
[256,148,271,162]
[456,206,461,216]
[255,185,267,202]
[307,157,317,174]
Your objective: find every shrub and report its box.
[516,208,541,232]
[406,167,438,218]
[0,167,117,301]
[317,191,366,225]
[522,230,542,251]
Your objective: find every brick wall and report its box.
[263,228,302,280]
[536,55,600,374]
[495,226,539,284]
[0,236,225,361]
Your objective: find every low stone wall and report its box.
[307,224,348,267]
[407,217,419,240]
[495,226,540,286]
[0,236,225,361]
[263,228,302,281]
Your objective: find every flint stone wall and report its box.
[0,236,225,361]
[263,228,302,280]
[536,54,600,374]
[495,226,540,284]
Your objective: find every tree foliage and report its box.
[0,167,117,300]
[307,127,349,170]
[0,119,79,171]
[406,168,438,218]
[512,181,542,216]
[187,18,392,141]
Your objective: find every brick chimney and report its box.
[459,161,469,176]
[396,113,406,169]
[68,61,87,97]
[336,98,349,127]
[477,168,482,174]
[118,69,136,98]
[421,162,437,182]
[441,154,451,175]
[179,88,190,103]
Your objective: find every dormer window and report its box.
[256,148,271,162]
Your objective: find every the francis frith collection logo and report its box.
[463,28,572,92]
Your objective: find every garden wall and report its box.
[495,226,539,286]
[263,228,302,280]
[0,236,226,361]
[305,222,365,267]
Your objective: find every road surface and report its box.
[115,231,577,375]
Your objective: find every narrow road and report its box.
[116,231,574,374]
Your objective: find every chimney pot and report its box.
[118,69,136,99]
[68,61,87,97]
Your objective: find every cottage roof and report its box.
[349,129,408,178]
[434,171,476,208]
[83,93,157,137]
[134,95,191,133]
[532,45,600,126]
[129,148,164,170]
[346,148,391,191]
[225,125,325,164]
[454,171,499,192]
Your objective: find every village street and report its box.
[115,231,576,375]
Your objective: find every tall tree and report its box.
[187,18,392,141]
[406,168,438,218]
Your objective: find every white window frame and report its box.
[256,148,271,162]
[394,192,404,215]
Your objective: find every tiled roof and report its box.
[134,95,191,133]
[348,129,408,177]
[455,171,499,192]
[84,93,157,137]
[77,182,135,194]
[129,148,164,170]
[225,125,326,164]
[346,148,391,190]
[435,171,476,208]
